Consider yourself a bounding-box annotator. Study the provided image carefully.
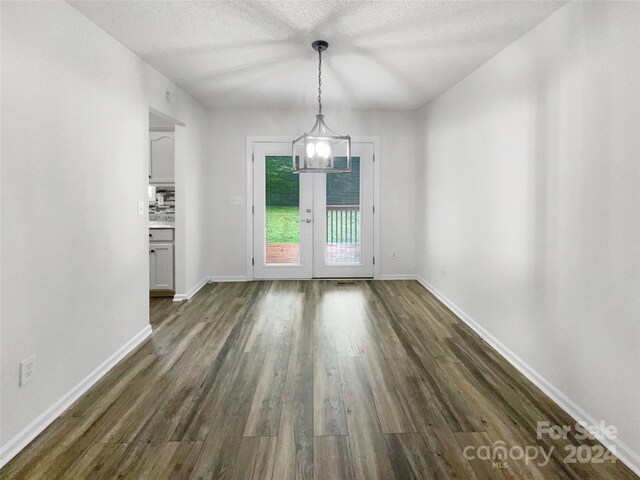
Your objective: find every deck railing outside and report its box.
[326,205,360,244]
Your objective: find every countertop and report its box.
[149,222,175,229]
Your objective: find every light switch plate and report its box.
[137,200,145,216]
[230,195,244,206]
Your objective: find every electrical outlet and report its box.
[137,200,145,216]
[391,250,398,260]
[20,355,36,387]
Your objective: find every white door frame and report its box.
[246,135,381,280]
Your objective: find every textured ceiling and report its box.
[70,1,566,110]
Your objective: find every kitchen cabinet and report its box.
[149,228,174,242]
[149,132,175,184]
[149,243,174,291]
[149,228,174,294]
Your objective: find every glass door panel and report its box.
[326,157,361,263]
[253,143,313,279]
[314,143,374,278]
[265,156,300,264]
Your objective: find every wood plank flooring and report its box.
[1,280,637,480]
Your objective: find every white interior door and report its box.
[252,141,374,279]
[253,142,313,279]
[313,143,374,278]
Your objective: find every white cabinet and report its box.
[149,228,174,242]
[149,228,174,293]
[149,132,175,184]
[149,243,174,290]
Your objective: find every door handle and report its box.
[301,218,312,223]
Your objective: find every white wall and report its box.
[3,0,638,473]
[207,108,417,279]
[416,0,640,469]
[0,0,210,462]
[174,103,211,296]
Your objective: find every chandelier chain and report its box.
[318,48,322,114]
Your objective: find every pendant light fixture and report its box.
[292,40,351,173]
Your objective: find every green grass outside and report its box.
[266,205,361,244]
[266,206,300,243]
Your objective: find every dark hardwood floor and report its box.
[1,281,636,479]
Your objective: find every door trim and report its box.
[246,135,380,280]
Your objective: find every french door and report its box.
[252,142,374,279]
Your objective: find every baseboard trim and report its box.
[414,275,640,477]
[0,325,152,469]
[173,277,210,302]
[209,275,248,283]
[378,274,416,280]
[205,276,411,282]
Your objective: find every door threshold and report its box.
[313,277,373,280]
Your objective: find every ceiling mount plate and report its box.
[312,40,328,52]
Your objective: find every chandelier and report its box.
[292,40,351,173]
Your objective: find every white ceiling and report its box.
[70,1,566,110]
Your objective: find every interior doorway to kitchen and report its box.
[250,139,378,279]
[148,109,178,302]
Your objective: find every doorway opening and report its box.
[250,140,378,280]
[148,110,177,303]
